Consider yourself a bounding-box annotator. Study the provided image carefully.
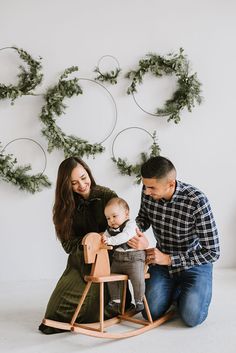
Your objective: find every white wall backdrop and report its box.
[0,0,235,281]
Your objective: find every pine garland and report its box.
[0,46,43,103]
[112,131,161,184]
[39,66,105,158]
[126,48,202,123]
[0,144,51,193]
[94,55,121,85]
[94,67,121,85]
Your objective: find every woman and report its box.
[39,157,129,334]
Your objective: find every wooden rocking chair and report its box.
[43,232,175,339]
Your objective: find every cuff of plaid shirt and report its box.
[170,254,187,267]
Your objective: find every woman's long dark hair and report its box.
[53,157,96,241]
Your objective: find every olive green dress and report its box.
[39,185,117,334]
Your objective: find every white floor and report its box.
[0,269,235,353]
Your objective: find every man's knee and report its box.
[179,300,209,327]
[181,311,208,327]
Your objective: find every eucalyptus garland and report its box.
[112,130,161,184]
[0,46,43,103]
[94,66,121,85]
[0,143,51,193]
[94,55,121,85]
[126,48,202,124]
[39,66,105,158]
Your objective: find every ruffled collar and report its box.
[75,186,102,211]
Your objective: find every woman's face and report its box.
[70,164,91,199]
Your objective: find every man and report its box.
[128,156,220,327]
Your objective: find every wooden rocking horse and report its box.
[43,232,175,339]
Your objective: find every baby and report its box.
[102,197,146,313]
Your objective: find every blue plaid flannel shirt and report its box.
[136,181,220,275]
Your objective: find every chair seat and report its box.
[84,272,150,283]
[84,273,128,283]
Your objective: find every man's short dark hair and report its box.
[141,156,176,179]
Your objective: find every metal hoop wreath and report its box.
[40,67,117,158]
[126,50,202,124]
[2,137,47,176]
[94,55,121,85]
[112,126,154,159]
[0,137,51,193]
[0,46,43,102]
[112,126,160,184]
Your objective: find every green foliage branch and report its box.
[39,66,105,158]
[0,46,43,103]
[94,66,121,85]
[126,48,202,123]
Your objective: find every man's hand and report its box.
[146,247,171,266]
[127,228,149,250]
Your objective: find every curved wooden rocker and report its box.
[43,232,175,339]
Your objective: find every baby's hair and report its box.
[105,197,129,211]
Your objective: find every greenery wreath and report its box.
[126,48,202,124]
[0,139,51,193]
[39,66,105,158]
[0,46,43,104]
[112,128,161,184]
[94,55,121,85]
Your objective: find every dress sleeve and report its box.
[61,238,82,254]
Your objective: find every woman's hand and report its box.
[127,228,149,250]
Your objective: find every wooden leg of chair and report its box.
[99,282,104,332]
[121,280,127,315]
[143,295,153,323]
[70,281,92,325]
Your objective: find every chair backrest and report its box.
[82,232,112,277]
